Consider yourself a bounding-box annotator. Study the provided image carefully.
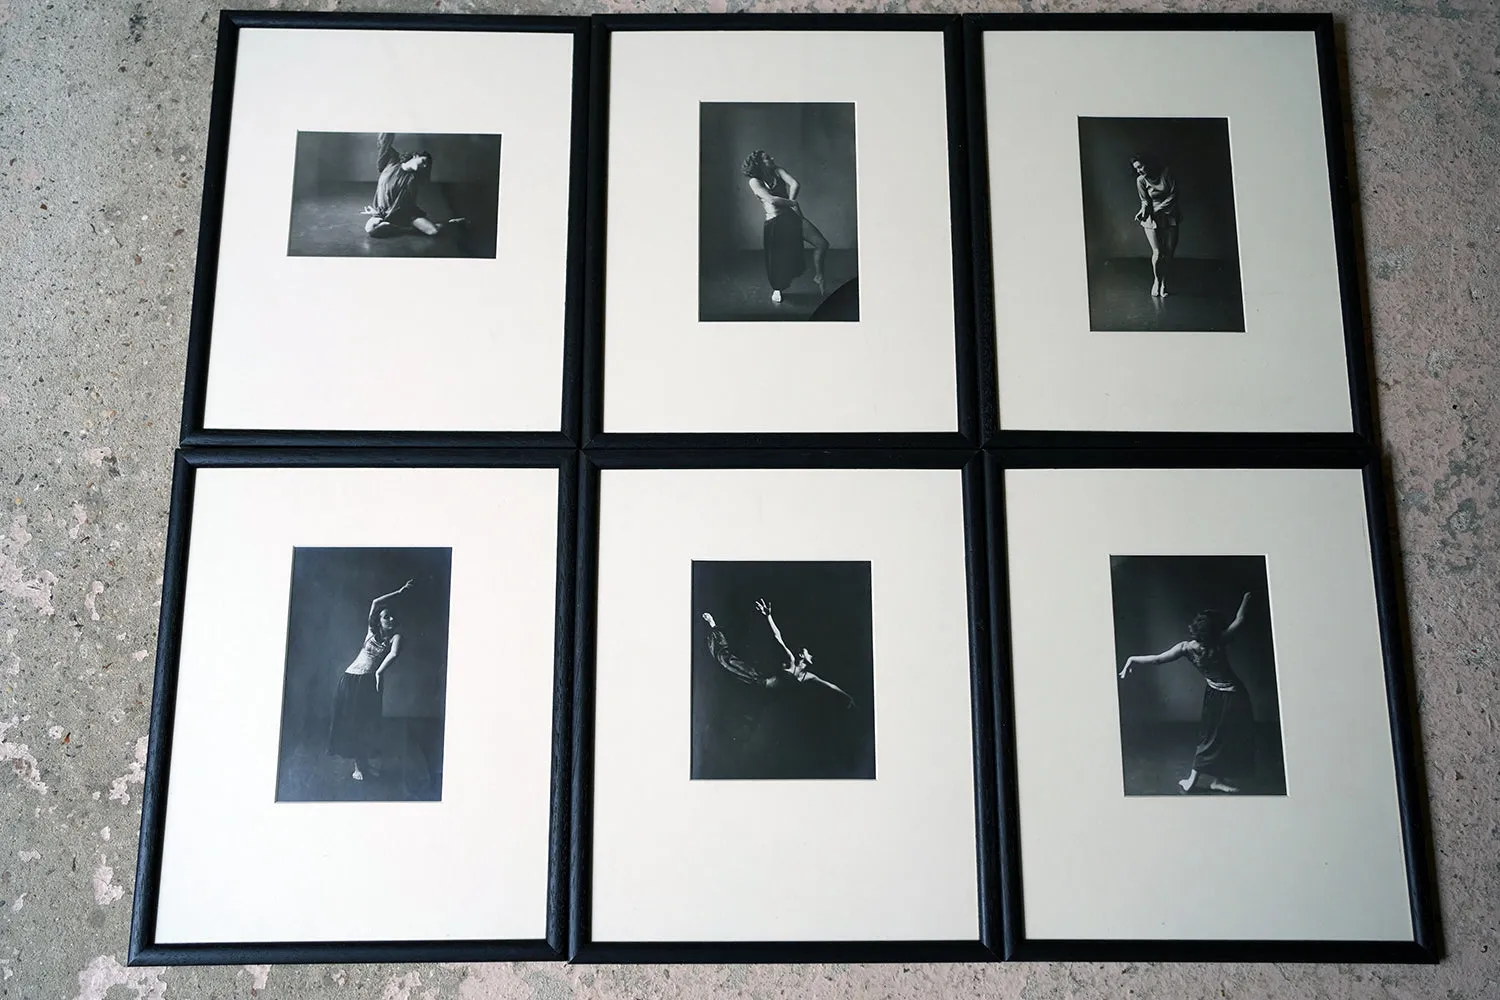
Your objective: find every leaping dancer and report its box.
[699,598,855,708]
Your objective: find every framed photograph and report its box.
[967,15,1372,438]
[130,448,576,964]
[585,15,977,444]
[181,12,590,445]
[989,451,1437,961]
[572,451,999,961]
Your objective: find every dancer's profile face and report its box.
[379,609,396,631]
[1132,159,1146,177]
[403,153,429,172]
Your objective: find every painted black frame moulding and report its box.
[129,446,579,966]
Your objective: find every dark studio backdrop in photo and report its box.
[276,546,453,802]
[1078,117,1245,333]
[699,103,860,322]
[287,131,502,259]
[690,560,876,780]
[1110,555,1286,796]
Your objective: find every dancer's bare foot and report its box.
[771,289,782,304]
[814,274,825,295]
[1158,280,1169,298]
[1208,778,1239,793]
[352,766,364,781]
[1150,278,1161,297]
[1177,769,1198,793]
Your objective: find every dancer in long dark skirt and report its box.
[362,133,465,239]
[741,149,831,305]
[1118,591,1255,793]
[699,598,854,707]
[328,579,412,781]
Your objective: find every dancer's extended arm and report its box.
[369,580,413,630]
[376,132,404,173]
[1119,641,1188,679]
[799,669,854,708]
[755,598,796,669]
[1222,592,1252,642]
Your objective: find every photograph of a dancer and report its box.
[275,547,452,803]
[1111,555,1286,796]
[1078,117,1245,332]
[287,131,501,259]
[699,103,860,322]
[690,560,875,780]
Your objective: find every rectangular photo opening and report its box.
[1110,554,1285,796]
[698,103,860,323]
[1078,117,1245,333]
[690,560,875,780]
[288,131,502,259]
[276,546,453,802]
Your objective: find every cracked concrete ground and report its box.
[2,0,1497,998]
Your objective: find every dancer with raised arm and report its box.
[1119,591,1254,793]
[328,579,412,781]
[699,597,854,707]
[1130,153,1180,298]
[362,133,465,239]
[742,149,831,305]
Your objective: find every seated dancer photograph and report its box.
[1118,591,1258,794]
[700,598,855,708]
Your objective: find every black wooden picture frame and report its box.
[129,446,578,965]
[581,14,979,450]
[982,445,1440,963]
[178,11,592,448]
[569,447,1001,962]
[964,13,1378,450]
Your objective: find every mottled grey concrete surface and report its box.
[1,0,1496,997]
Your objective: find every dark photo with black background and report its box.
[699,103,860,323]
[276,547,452,803]
[691,560,875,780]
[1111,555,1286,796]
[1078,117,1245,332]
[287,131,501,259]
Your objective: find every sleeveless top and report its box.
[754,171,791,222]
[345,628,392,676]
[1136,170,1179,228]
[1185,642,1239,692]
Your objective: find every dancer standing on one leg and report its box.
[328,579,412,781]
[1118,591,1255,793]
[362,133,465,239]
[699,598,854,707]
[1131,154,1180,298]
[742,149,831,305]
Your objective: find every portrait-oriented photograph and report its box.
[275,547,453,802]
[699,102,860,322]
[691,560,875,780]
[287,131,501,259]
[1112,555,1286,796]
[1078,117,1245,333]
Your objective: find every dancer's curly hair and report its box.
[1188,609,1230,646]
[741,149,775,180]
[1130,152,1164,179]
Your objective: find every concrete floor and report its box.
[1,1,1497,998]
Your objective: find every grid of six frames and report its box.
[133,10,1437,968]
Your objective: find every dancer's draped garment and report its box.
[370,132,426,226]
[1185,643,1254,781]
[760,172,805,292]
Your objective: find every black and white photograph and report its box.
[1111,555,1285,796]
[699,103,860,322]
[691,560,875,780]
[1078,117,1245,333]
[276,546,453,802]
[287,131,502,259]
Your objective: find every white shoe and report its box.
[771,289,782,303]
[352,767,364,781]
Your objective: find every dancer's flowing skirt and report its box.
[763,213,805,292]
[328,671,382,760]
